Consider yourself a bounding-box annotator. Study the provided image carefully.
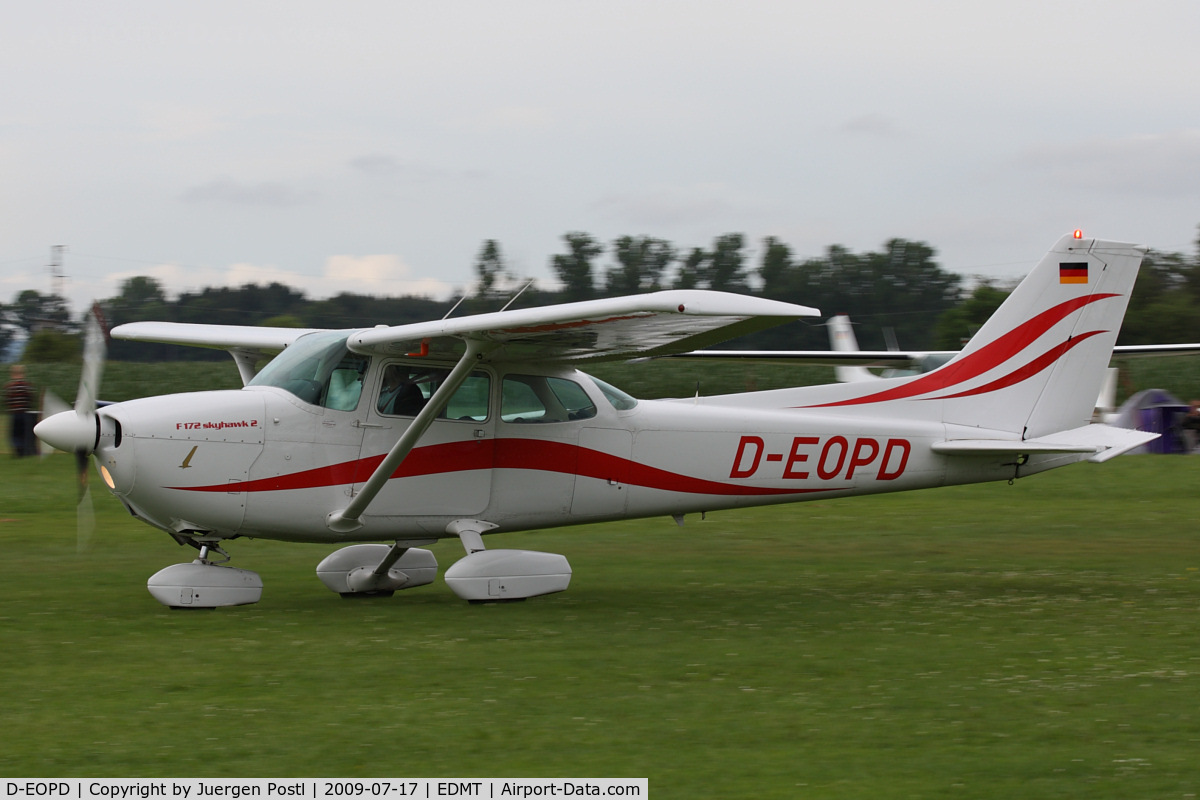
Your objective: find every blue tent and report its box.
[1112,388,1192,454]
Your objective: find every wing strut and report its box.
[326,338,493,534]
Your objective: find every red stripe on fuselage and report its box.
[168,438,823,498]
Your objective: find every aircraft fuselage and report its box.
[93,358,1039,546]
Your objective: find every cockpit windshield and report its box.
[585,374,638,410]
[248,330,368,411]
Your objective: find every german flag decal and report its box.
[1059,262,1089,284]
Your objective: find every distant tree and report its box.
[261,314,306,328]
[551,232,602,303]
[104,277,172,357]
[708,233,750,292]
[672,247,707,290]
[1119,248,1200,344]
[0,307,16,359]
[933,283,1009,348]
[111,276,169,319]
[757,236,792,299]
[10,290,72,335]
[303,293,445,329]
[744,239,960,350]
[605,236,676,295]
[473,239,506,301]
[22,329,80,363]
[104,277,173,362]
[173,282,307,326]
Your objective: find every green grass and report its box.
[2,452,1200,797]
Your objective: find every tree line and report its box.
[5,228,1200,363]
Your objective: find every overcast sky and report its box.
[3,1,1199,315]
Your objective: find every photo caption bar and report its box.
[3,780,647,800]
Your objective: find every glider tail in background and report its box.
[827,314,877,384]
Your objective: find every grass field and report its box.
[3,450,1200,797]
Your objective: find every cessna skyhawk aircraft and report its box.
[36,232,1157,608]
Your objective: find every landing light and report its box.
[100,465,116,490]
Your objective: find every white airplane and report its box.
[36,232,1158,609]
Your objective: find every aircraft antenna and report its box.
[441,295,466,320]
[498,279,535,312]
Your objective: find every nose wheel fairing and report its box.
[147,559,263,609]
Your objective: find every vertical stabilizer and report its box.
[792,235,1145,439]
[937,234,1145,437]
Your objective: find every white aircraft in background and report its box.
[36,232,1157,609]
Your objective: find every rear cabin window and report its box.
[501,375,597,423]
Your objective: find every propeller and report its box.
[33,305,108,552]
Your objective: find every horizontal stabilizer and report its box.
[933,424,1159,463]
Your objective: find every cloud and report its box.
[180,178,317,207]
[319,254,454,298]
[1016,129,1200,197]
[99,254,455,307]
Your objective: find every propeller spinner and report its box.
[34,308,107,454]
[32,305,108,552]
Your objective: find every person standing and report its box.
[4,364,37,456]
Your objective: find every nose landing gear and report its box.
[146,540,263,609]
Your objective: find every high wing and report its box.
[111,322,327,384]
[347,290,819,362]
[112,322,323,351]
[112,291,819,373]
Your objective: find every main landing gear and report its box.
[441,519,572,603]
[144,519,572,608]
[316,520,572,603]
[316,542,439,597]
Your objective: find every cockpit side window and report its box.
[501,375,597,423]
